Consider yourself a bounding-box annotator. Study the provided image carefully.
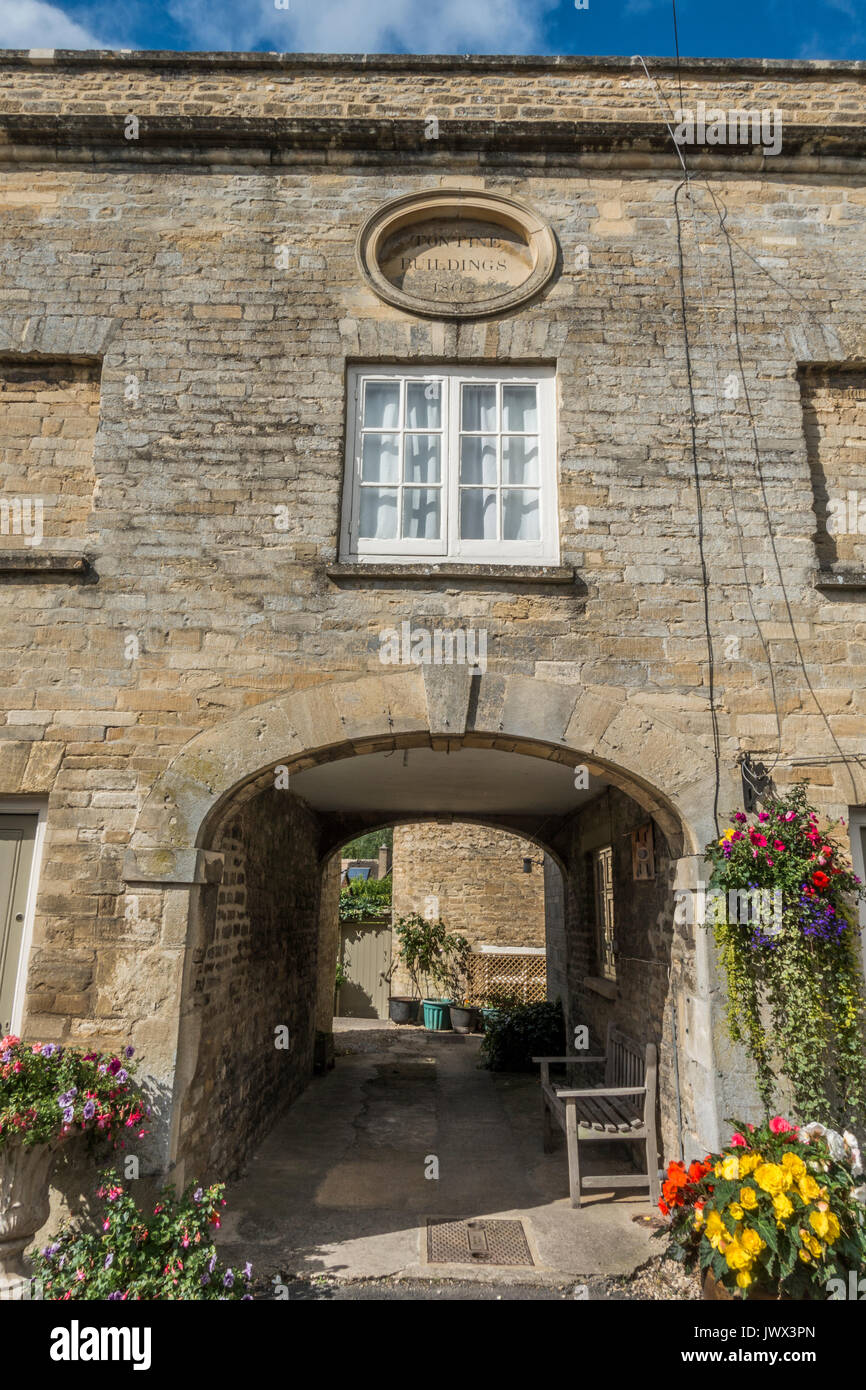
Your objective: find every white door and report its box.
[0,815,38,1036]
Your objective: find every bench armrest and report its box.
[556,1085,647,1100]
[532,1055,606,1064]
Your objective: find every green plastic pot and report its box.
[422,999,453,1031]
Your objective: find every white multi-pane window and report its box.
[340,365,558,564]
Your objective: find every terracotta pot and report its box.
[0,1140,60,1296]
[702,1268,790,1302]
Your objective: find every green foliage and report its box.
[338,874,392,922]
[480,1000,565,1072]
[658,1118,866,1299]
[31,1170,253,1301]
[334,960,348,990]
[341,828,393,859]
[0,1035,147,1151]
[391,913,470,1001]
[705,784,866,1129]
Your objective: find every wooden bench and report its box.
[533,1023,660,1208]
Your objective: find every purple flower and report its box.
[193,1188,203,1203]
[125,1046,135,1059]
[41,1044,57,1058]
[115,1069,128,1084]
[62,1106,74,1124]
[243,1262,252,1279]
[208,1254,216,1274]
[57,1088,77,1108]
[0,1051,10,1064]
[104,1253,114,1270]
[223,1269,234,1288]
[107,1291,123,1301]
[201,1273,210,1287]
[83,1100,96,1121]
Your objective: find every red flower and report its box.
[811,871,830,889]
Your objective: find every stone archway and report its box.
[121,669,739,1182]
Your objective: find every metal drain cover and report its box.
[426,1218,534,1267]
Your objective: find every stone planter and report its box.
[0,1140,60,1295]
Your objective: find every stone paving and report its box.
[218,1020,657,1289]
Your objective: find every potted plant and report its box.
[387,914,425,1024]
[390,914,469,1031]
[0,1036,147,1296]
[479,987,524,1030]
[657,1115,866,1299]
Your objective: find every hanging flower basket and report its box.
[704,784,866,1128]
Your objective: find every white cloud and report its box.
[168,0,558,56]
[0,0,116,47]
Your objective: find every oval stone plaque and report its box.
[356,190,557,320]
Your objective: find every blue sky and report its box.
[0,0,863,60]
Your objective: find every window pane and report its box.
[502,384,538,432]
[363,381,400,429]
[502,435,539,486]
[460,488,497,540]
[502,489,540,541]
[402,488,441,540]
[359,487,398,539]
[404,434,441,485]
[460,435,498,486]
[361,433,400,484]
[406,381,442,430]
[461,384,497,432]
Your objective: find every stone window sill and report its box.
[326,562,577,585]
[0,551,92,577]
[815,570,866,592]
[583,975,617,1000]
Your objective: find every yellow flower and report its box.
[772,1193,794,1221]
[798,1248,812,1264]
[754,1163,785,1195]
[720,1155,740,1181]
[739,1153,761,1176]
[810,1209,830,1240]
[740,1227,765,1257]
[729,1202,744,1221]
[826,1213,840,1244]
[719,828,737,844]
[806,1235,822,1258]
[736,1269,753,1289]
[705,1209,726,1248]
[724,1239,753,1272]
[739,1186,758,1210]
[693,1207,704,1229]
[798,1174,821,1202]
[781,1153,806,1181]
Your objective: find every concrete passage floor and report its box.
[218,1021,656,1288]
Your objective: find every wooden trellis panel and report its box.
[466,951,547,1007]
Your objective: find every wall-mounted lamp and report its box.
[522,855,544,874]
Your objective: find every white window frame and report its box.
[0,797,48,1036]
[340,364,559,565]
[848,809,866,978]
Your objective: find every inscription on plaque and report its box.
[356,190,558,319]
[379,219,533,305]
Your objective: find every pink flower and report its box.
[784,811,796,821]
[730,1132,747,1147]
[758,812,769,822]
[769,1116,795,1135]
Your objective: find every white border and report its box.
[0,797,48,1036]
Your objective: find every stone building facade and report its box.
[1,49,865,1185]
[388,823,547,999]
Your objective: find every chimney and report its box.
[378,843,392,878]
